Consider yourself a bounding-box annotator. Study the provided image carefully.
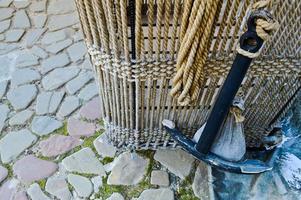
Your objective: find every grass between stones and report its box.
[176,163,199,200]
[2,163,13,179]
[37,179,47,189]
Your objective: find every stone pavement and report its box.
[1,0,301,199]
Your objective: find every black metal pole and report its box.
[195,13,265,154]
[195,54,253,153]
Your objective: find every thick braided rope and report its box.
[236,0,279,58]
[171,0,219,105]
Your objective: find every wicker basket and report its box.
[75,0,301,149]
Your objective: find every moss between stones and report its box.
[95,175,154,200]
[102,157,114,165]
[176,175,199,200]
[52,121,68,136]
[37,179,47,190]
[94,176,126,199]
[2,163,13,179]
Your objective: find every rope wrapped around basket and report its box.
[171,0,279,106]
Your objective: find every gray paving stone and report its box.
[42,67,80,91]
[45,177,72,200]
[79,97,101,120]
[9,109,33,126]
[13,191,27,200]
[192,162,211,199]
[41,30,66,45]
[32,14,47,28]
[39,134,82,157]
[45,39,72,54]
[25,28,46,47]
[67,174,93,198]
[106,193,124,200]
[154,149,194,179]
[81,57,93,69]
[67,118,96,137]
[11,68,41,87]
[62,147,106,175]
[0,8,13,21]
[91,176,102,193]
[0,104,9,132]
[48,12,78,31]
[41,53,70,74]
[67,42,86,62]
[107,152,149,185]
[73,31,84,42]
[48,0,76,14]
[36,91,65,115]
[0,129,37,163]
[27,183,51,200]
[137,189,174,200]
[30,0,46,12]
[13,155,58,183]
[31,46,48,59]
[66,71,93,94]
[13,10,30,28]
[0,43,18,54]
[7,84,37,110]
[0,34,4,41]
[151,170,169,186]
[0,80,8,99]
[0,165,8,183]
[93,133,116,158]
[5,29,25,42]
[0,179,19,200]
[31,116,63,136]
[15,52,39,68]
[13,1,30,9]
[0,19,10,33]
[0,0,13,7]
[57,96,80,118]
[0,55,14,81]
[78,82,98,101]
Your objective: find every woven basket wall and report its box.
[75,0,301,149]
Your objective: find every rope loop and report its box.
[236,0,279,58]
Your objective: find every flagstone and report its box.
[41,67,80,91]
[35,91,65,115]
[45,177,72,200]
[107,152,149,185]
[79,97,101,120]
[27,183,50,200]
[0,165,8,183]
[62,148,105,175]
[57,96,80,118]
[39,134,82,157]
[154,149,194,179]
[67,118,96,137]
[0,104,9,132]
[67,174,93,198]
[13,10,30,28]
[31,116,63,136]
[13,155,58,183]
[0,129,37,163]
[9,110,33,126]
[11,68,41,87]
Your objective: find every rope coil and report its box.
[171,0,279,106]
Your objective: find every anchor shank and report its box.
[195,54,253,153]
